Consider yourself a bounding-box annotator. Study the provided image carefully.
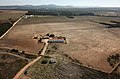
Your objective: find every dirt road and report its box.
[0,52,30,61]
[13,41,48,79]
[0,17,23,39]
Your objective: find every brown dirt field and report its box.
[0,22,44,54]
[26,44,119,79]
[0,16,120,73]
[0,10,27,20]
[0,10,27,13]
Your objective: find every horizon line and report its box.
[0,4,120,8]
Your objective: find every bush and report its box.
[10,49,19,53]
[41,60,48,64]
[107,54,120,68]
[0,21,12,36]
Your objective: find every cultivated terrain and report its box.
[0,10,120,79]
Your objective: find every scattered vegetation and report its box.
[9,48,37,59]
[46,44,60,54]
[91,20,120,28]
[10,49,19,53]
[41,59,48,64]
[0,18,18,36]
[0,48,38,79]
[27,44,120,79]
[0,48,37,59]
[0,54,28,79]
[0,20,12,36]
[0,10,26,37]
[107,54,120,68]
[26,10,95,16]
[0,48,10,52]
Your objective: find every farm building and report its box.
[48,39,65,43]
[47,36,66,43]
[33,33,67,44]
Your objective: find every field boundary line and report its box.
[0,52,30,61]
[0,17,23,39]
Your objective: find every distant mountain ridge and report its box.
[0,5,120,12]
[0,4,75,10]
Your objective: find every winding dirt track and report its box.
[13,41,48,79]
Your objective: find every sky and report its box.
[0,0,120,7]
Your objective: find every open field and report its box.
[0,52,28,79]
[0,16,120,73]
[18,16,120,25]
[0,10,27,37]
[0,13,23,20]
[0,23,44,54]
[25,44,119,79]
[0,10,27,13]
[0,10,27,20]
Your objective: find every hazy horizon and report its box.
[0,0,120,7]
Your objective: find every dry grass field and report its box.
[0,10,27,20]
[0,16,120,73]
[26,44,119,79]
[0,10,43,55]
[0,52,28,79]
[0,23,44,54]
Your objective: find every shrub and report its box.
[107,54,120,68]
[41,60,48,64]
[10,49,19,53]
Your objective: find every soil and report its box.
[0,52,28,79]
[26,44,120,79]
[0,16,120,73]
[0,22,44,54]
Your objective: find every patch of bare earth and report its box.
[15,19,120,72]
[25,44,120,79]
[0,22,44,54]
[0,16,120,73]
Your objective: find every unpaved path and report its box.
[0,17,23,39]
[13,41,48,79]
[0,52,30,61]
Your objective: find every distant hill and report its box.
[0,5,120,13]
[0,4,74,10]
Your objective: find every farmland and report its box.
[23,43,120,79]
[0,10,27,20]
[0,13,120,79]
[0,49,28,79]
[0,10,27,37]
[20,16,120,73]
[0,10,29,79]
[0,15,120,73]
